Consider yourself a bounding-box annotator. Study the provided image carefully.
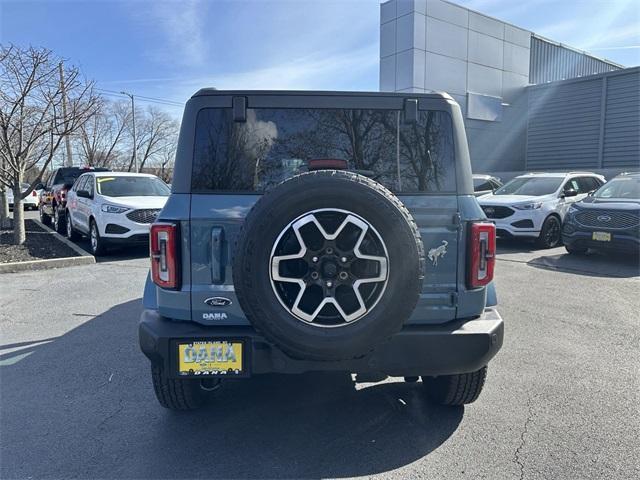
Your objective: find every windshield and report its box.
[494,177,563,196]
[96,176,170,197]
[593,177,640,200]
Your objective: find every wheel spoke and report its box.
[270,209,389,327]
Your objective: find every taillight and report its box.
[468,222,496,289]
[32,191,37,197]
[150,223,179,289]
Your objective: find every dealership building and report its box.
[380,0,640,178]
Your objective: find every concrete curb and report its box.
[0,218,95,274]
[0,255,95,274]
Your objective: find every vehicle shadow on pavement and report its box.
[496,237,540,254]
[526,251,640,278]
[73,237,149,262]
[496,238,639,278]
[0,299,463,479]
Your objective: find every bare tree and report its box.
[128,106,178,172]
[0,44,99,244]
[77,100,130,168]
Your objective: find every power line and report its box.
[94,87,184,107]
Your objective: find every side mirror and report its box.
[77,189,91,199]
[562,189,578,198]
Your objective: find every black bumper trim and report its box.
[139,309,504,377]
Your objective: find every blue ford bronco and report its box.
[139,90,503,410]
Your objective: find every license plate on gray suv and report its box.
[177,340,244,376]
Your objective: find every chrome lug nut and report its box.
[341,256,347,263]
[326,281,333,288]
[312,256,319,263]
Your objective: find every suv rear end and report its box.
[139,90,503,410]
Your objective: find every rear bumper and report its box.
[139,308,504,377]
[563,230,640,253]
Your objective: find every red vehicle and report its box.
[39,167,109,232]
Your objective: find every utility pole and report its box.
[59,62,73,167]
[121,91,137,172]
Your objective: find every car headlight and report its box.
[512,202,543,210]
[101,204,129,214]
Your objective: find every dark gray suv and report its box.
[139,90,504,410]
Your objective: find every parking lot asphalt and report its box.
[1,238,639,479]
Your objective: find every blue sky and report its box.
[1,0,638,116]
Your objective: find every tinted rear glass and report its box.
[191,108,456,193]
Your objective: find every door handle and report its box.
[211,227,225,283]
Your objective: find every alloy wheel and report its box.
[269,208,389,328]
[66,214,72,239]
[545,218,561,247]
[90,223,98,253]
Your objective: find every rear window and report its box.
[191,107,456,194]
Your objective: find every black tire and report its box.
[565,243,588,255]
[40,205,51,226]
[151,365,214,411]
[422,367,487,406]
[65,210,80,241]
[53,205,66,234]
[232,170,425,361]
[89,219,106,256]
[536,215,562,249]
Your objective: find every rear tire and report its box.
[40,205,51,226]
[565,243,588,255]
[535,215,561,249]
[151,365,215,411]
[422,367,487,406]
[53,206,66,234]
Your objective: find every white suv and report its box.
[478,172,605,248]
[65,172,170,255]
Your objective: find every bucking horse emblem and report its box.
[428,240,448,266]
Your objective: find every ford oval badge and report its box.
[204,297,232,307]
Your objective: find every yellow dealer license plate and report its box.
[592,231,611,242]
[177,340,243,376]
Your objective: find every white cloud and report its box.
[147,0,208,68]
[154,45,380,108]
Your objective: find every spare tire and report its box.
[232,170,424,361]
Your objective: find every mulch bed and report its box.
[0,219,79,264]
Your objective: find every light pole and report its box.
[121,91,137,172]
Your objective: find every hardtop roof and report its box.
[191,89,453,100]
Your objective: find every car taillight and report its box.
[468,222,496,289]
[32,191,37,197]
[150,223,179,289]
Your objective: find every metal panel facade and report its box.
[530,36,622,84]
[527,79,602,169]
[603,71,640,168]
[527,68,640,171]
